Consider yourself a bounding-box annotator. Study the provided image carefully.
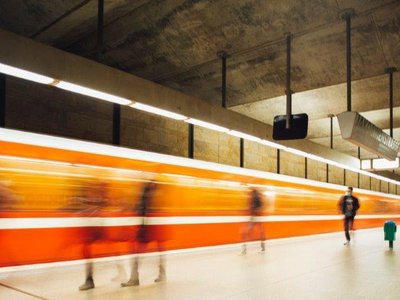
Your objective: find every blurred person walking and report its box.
[121,180,167,287]
[79,182,108,291]
[338,186,360,246]
[241,187,265,255]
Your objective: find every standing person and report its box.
[338,187,360,246]
[121,180,166,287]
[241,187,265,255]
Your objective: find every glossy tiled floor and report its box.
[0,228,399,300]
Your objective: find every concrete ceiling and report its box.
[0,0,400,166]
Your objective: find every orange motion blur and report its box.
[0,137,400,268]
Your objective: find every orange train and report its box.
[0,128,400,268]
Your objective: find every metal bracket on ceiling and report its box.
[217,51,229,108]
[339,8,355,21]
[285,32,293,129]
[385,66,397,138]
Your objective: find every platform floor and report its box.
[0,228,399,300]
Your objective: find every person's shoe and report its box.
[121,279,139,287]
[260,241,266,252]
[239,245,247,256]
[343,241,350,246]
[79,278,95,291]
[154,275,166,283]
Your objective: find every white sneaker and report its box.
[343,241,350,246]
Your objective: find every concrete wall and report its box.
[371,178,380,192]
[244,140,277,173]
[6,77,113,144]
[389,183,396,195]
[279,151,305,178]
[307,159,327,182]
[3,77,399,196]
[328,165,344,186]
[121,106,188,156]
[345,171,358,189]
[360,174,371,190]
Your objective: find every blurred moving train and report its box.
[1,128,400,268]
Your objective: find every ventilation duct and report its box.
[337,111,400,161]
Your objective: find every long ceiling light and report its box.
[55,81,132,105]
[259,139,287,150]
[130,102,187,120]
[0,62,54,84]
[228,130,261,142]
[185,118,229,132]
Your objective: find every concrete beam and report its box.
[0,29,359,168]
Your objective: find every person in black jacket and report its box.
[338,187,360,245]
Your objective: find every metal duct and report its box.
[337,111,400,161]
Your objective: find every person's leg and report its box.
[349,216,355,231]
[79,242,95,290]
[241,221,254,254]
[344,217,351,243]
[121,242,143,287]
[155,241,166,282]
[259,221,266,251]
[349,216,355,240]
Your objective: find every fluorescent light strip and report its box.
[55,81,132,105]
[0,62,54,84]
[228,130,261,142]
[130,102,187,120]
[259,139,286,150]
[185,118,229,132]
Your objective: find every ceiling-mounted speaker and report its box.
[273,113,308,140]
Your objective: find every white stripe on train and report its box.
[0,215,399,229]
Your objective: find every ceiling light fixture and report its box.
[259,139,286,150]
[130,102,187,120]
[185,118,229,132]
[228,130,261,142]
[0,62,54,84]
[55,81,132,105]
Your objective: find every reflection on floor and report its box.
[0,228,399,300]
